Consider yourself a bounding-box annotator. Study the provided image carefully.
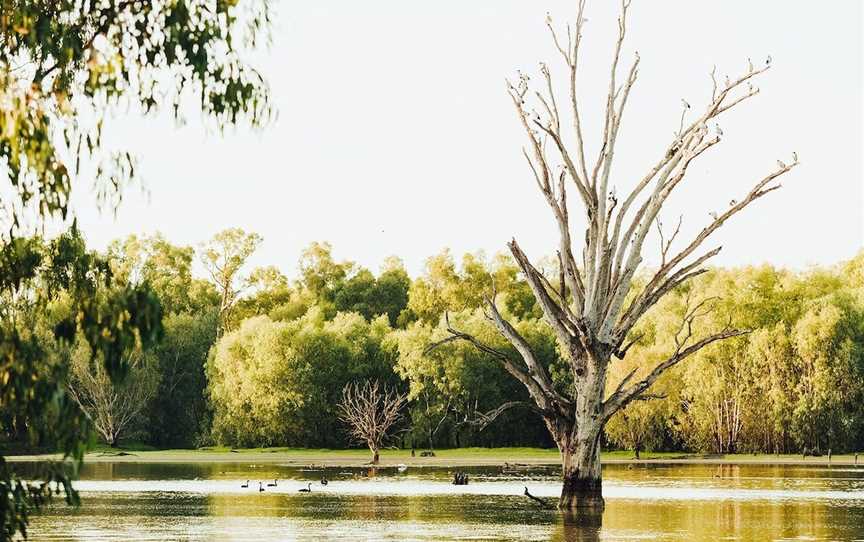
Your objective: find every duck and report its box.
[267,479,278,487]
[240,480,249,488]
[258,482,265,492]
[299,483,312,493]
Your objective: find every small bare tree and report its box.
[338,380,408,464]
[67,345,159,447]
[434,0,797,511]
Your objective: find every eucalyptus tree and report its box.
[0,0,273,537]
[199,228,262,334]
[435,1,797,509]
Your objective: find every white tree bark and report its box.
[436,0,797,511]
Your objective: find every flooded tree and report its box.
[434,0,797,510]
[338,380,407,464]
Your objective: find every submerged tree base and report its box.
[559,477,604,511]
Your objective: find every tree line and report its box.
[3,228,862,456]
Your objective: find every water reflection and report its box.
[19,462,864,541]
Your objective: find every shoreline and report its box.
[5,448,861,467]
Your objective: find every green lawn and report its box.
[6,445,860,466]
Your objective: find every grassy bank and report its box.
[6,446,862,467]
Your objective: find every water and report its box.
[20,462,864,541]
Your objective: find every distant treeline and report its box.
[4,228,863,455]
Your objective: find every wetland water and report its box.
[19,462,864,541]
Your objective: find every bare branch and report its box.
[458,401,537,431]
[338,379,408,461]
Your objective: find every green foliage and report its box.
[199,228,262,333]
[0,0,273,224]
[334,258,410,326]
[107,235,219,316]
[607,263,864,455]
[0,228,162,539]
[145,311,218,448]
[0,0,273,537]
[207,310,400,448]
[406,250,538,325]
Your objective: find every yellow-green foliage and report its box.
[207,310,399,448]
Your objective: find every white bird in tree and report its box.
[729,199,737,206]
[777,160,786,169]
[681,99,690,109]
[792,151,798,163]
[715,124,723,136]
[709,211,719,220]
[766,54,772,65]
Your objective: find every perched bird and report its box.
[729,199,737,206]
[681,99,690,109]
[777,160,786,169]
[747,57,753,72]
[267,479,277,487]
[725,75,731,87]
[715,125,724,137]
[766,54,772,65]
[792,151,798,163]
[299,483,312,493]
[709,211,719,220]
[240,480,249,489]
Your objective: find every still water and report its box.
[21,462,864,541]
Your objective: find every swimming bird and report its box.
[396,464,408,473]
[240,480,249,488]
[299,483,312,493]
[258,482,265,492]
[320,476,328,486]
[267,479,277,487]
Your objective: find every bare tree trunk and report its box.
[430,0,796,516]
[370,446,380,465]
[558,433,603,510]
[549,364,607,510]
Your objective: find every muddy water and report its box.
[21,462,864,541]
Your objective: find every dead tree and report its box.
[67,349,158,447]
[433,0,797,510]
[338,380,408,464]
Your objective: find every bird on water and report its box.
[267,479,277,487]
[299,483,312,493]
[240,480,249,488]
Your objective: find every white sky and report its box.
[70,0,863,278]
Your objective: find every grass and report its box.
[6,445,862,467]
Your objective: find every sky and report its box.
[70,0,863,279]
